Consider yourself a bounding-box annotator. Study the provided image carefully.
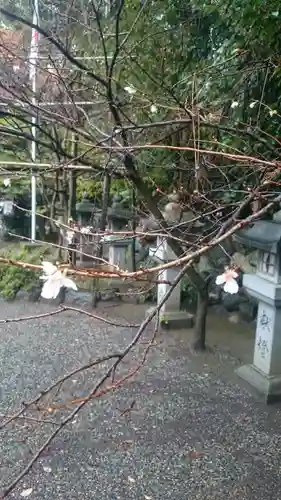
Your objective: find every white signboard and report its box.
[3,201,14,215]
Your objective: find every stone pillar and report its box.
[105,236,134,272]
[236,274,281,403]
[148,238,194,329]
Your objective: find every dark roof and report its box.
[234,220,281,251]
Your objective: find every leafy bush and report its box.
[0,243,51,300]
[181,276,198,309]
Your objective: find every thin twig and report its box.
[61,305,140,328]
[0,309,63,324]
[1,259,190,497]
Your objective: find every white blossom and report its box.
[231,101,239,109]
[40,261,77,300]
[81,226,93,234]
[47,63,57,75]
[124,85,136,95]
[249,101,257,108]
[43,466,52,473]
[150,104,158,114]
[65,229,75,244]
[3,177,11,187]
[215,268,239,294]
[269,109,277,117]
[20,489,33,498]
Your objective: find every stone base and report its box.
[147,308,194,330]
[236,364,281,404]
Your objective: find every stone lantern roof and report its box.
[234,220,281,252]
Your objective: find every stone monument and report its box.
[148,193,194,329]
[234,219,281,403]
[75,196,96,268]
[75,194,96,227]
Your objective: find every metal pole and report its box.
[29,0,40,241]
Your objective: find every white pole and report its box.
[29,0,40,241]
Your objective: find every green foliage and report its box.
[181,276,197,308]
[77,177,133,205]
[0,243,51,299]
[2,0,281,209]
[76,177,104,201]
[0,176,30,198]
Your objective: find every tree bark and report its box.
[193,286,208,351]
[92,173,111,307]
[131,186,136,272]
[68,133,78,220]
[107,80,210,342]
[124,154,209,349]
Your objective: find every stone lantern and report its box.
[234,220,281,403]
[107,194,133,231]
[104,195,134,272]
[149,236,194,329]
[75,197,97,268]
[75,196,96,227]
[147,194,194,329]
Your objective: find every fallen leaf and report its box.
[128,476,136,484]
[189,451,203,459]
[20,488,33,497]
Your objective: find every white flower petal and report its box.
[150,104,158,114]
[66,230,75,243]
[42,261,57,276]
[223,278,239,294]
[249,101,257,108]
[20,489,33,498]
[231,101,239,108]
[81,226,92,234]
[3,177,10,187]
[229,270,238,279]
[41,278,62,299]
[124,86,136,95]
[43,466,52,473]
[215,274,225,285]
[62,277,77,291]
[41,280,56,299]
[53,270,63,279]
[50,278,63,298]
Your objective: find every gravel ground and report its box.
[1,299,281,500]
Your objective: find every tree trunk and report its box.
[131,186,136,272]
[193,286,208,351]
[92,173,111,307]
[68,133,78,220]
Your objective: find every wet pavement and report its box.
[0,299,281,499]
